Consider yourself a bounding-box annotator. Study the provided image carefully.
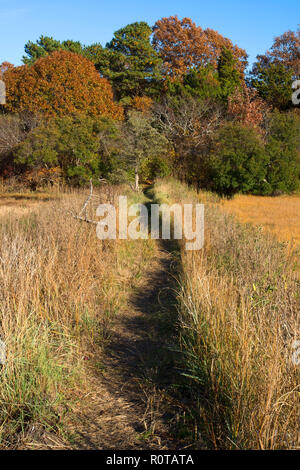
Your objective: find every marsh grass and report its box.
[153,178,299,449]
[221,194,300,247]
[0,185,150,447]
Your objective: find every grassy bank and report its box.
[152,178,299,449]
[0,186,155,448]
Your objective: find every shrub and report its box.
[209,122,269,196]
[14,115,120,186]
[265,111,300,194]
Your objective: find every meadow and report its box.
[0,185,156,447]
[152,178,299,449]
[0,179,299,450]
[221,194,300,247]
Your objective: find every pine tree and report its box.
[105,22,163,100]
[217,47,242,101]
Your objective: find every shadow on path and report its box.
[69,188,192,450]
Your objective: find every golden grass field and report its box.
[221,194,300,247]
[0,182,299,449]
[153,178,299,450]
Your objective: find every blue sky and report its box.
[0,0,299,68]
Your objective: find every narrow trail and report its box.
[18,188,199,451]
[67,238,185,450]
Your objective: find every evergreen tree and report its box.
[209,123,269,196]
[167,66,222,101]
[217,47,242,101]
[105,22,163,100]
[265,111,300,193]
[251,62,294,110]
[23,36,85,64]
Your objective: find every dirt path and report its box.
[18,190,198,451]
[64,237,187,450]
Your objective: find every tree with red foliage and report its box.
[3,51,123,119]
[152,16,247,79]
[228,83,268,130]
[254,28,300,77]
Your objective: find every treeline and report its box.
[0,16,299,195]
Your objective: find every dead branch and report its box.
[78,179,94,219]
[69,178,110,225]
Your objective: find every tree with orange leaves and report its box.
[250,28,300,110]
[3,51,123,119]
[254,28,300,77]
[152,16,247,79]
[228,83,268,130]
[130,96,153,113]
[0,62,14,79]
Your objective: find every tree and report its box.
[121,111,169,190]
[152,16,247,79]
[251,62,294,110]
[105,22,163,100]
[14,115,120,186]
[254,28,300,77]
[227,82,267,129]
[250,28,300,109]
[209,123,269,197]
[83,43,111,70]
[154,94,223,185]
[217,47,242,101]
[264,111,300,194]
[22,36,85,64]
[22,36,111,72]
[166,66,222,101]
[3,51,123,119]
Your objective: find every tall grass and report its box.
[0,186,142,447]
[154,178,299,449]
[221,193,300,247]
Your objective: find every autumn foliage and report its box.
[3,51,123,119]
[228,83,268,129]
[0,61,14,79]
[130,96,153,113]
[0,19,298,194]
[152,16,247,78]
[255,28,300,76]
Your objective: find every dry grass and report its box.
[1,178,299,449]
[153,178,300,450]
[221,194,300,247]
[0,185,153,448]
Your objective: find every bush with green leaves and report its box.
[250,62,295,111]
[14,115,120,186]
[209,123,269,197]
[265,111,300,194]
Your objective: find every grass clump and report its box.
[0,187,128,447]
[153,178,299,449]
